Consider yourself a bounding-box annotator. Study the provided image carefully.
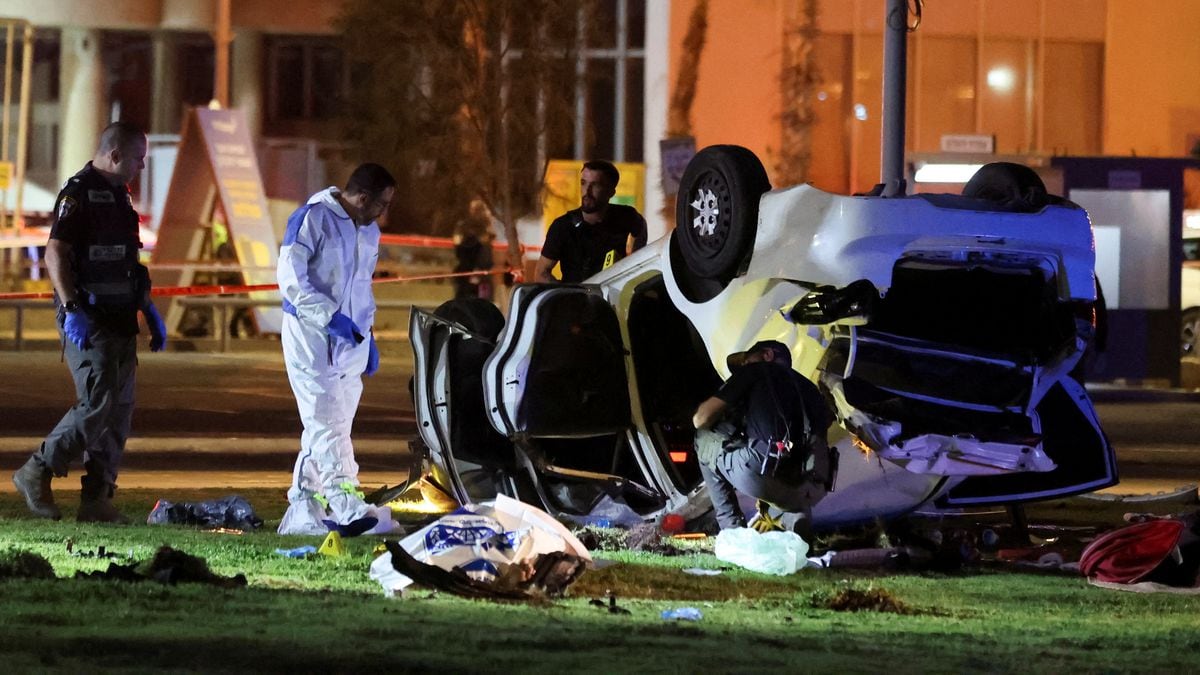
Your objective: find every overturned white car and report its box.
[408,145,1116,530]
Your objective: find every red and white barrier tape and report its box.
[0,267,523,301]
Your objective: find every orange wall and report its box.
[668,0,782,183]
[1104,0,1200,156]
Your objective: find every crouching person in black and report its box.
[692,340,836,537]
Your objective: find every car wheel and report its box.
[1183,308,1200,358]
[433,297,505,341]
[675,145,771,282]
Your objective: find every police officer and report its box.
[11,121,165,523]
[535,160,647,283]
[692,340,836,536]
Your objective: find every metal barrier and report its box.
[0,297,428,353]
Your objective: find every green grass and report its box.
[2,488,1199,673]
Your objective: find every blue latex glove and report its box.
[365,334,380,376]
[142,303,167,352]
[63,310,92,350]
[327,311,364,344]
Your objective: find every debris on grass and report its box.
[0,549,55,580]
[146,495,263,530]
[810,585,914,615]
[661,607,703,621]
[589,590,631,615]
[571,523,709,555]
[75,546,247,588]
[274,545,318,559]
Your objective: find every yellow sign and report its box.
[0,161,12,190]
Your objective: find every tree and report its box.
[776,0,818,186]
[335,0,583,268]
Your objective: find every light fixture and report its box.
[913,162,985,183]
[986,67,1015,92]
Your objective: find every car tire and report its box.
[433,297,505,341]
[1183,308,1200,358]
[675,145,771,282]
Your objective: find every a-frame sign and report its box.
[151,107,282,334]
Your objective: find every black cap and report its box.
[726,339,791,370]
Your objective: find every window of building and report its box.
[102,32,153,132]
[177,33,216,108]
[576,0,645,162]
[263,35,346,135]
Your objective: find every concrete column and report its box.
[231,29,263,141]
[642,0,670,240]
[151,31,181,134]
[58,27,103,182]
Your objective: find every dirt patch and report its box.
[810,586,914,615]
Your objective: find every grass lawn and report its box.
[1,487,1198,673]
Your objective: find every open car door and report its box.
[485,284,631,438]
[409,302,519,505]
[483,284,670,518]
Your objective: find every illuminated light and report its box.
[1184,209,1200,233]
[851,436,873,455]
[853,103,868,121]
[669,451,689,463]
[913,162,984,184]
[817,90,828,101]
[986,67,1015,92]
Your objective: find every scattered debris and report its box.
[146,495,263,530]
[66,540,130,560]
[811,586,913,615]
[589,590,630,615]
[75,546,247,588]
[274,545,318,559]
[661,607,703,621]
[0,549,55,580]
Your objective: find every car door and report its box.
[484,284,631,438]
[409,307,517,505]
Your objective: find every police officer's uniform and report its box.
[697,354,836,532]
[36,161,145,501]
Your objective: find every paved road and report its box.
[1,351,1197,496]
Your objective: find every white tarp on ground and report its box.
[370,494,592,596]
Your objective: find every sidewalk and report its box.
[0,436,415,492]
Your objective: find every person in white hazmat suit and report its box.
[276,163,399,536]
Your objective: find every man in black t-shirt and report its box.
[536,160,647,283]
[692,340,836,535]
[11,122,164,525]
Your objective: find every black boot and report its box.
[78,475,130,525]
[12,456,61,520]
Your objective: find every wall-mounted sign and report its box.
[940,134,995,154]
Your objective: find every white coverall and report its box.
[276,186,387,535]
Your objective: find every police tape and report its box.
[0,268,523,301]
[379,233,540,253]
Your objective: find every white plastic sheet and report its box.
[713,527,809,575]
[369,494,592,596]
